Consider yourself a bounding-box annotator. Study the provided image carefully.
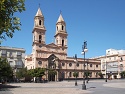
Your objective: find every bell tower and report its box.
[32,7,46,68]
[54,13,68,53]
[32,7,46,46]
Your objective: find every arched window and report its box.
[39,40,41,43]
[62,25,64,30]
[69,72,72,77]
[57,26,58,31]
[62,39,64,46]
[77,63,79,67]
[120,57,123,61]
[90,64,93,67]
[39,20,41,25]
[39,35,42,43]
[62,62,65,66]
[39,35,42,40]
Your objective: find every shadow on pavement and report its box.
[0,84,20,91]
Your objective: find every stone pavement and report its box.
[0,79,125,94]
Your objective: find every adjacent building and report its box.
[0,46,25,77]
[91,49,125,79]
[25,7,101,81]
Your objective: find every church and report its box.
[25,7,101,81]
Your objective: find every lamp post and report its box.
[74,54,78,86]
[86,62,89,83]
[105,61,107,82]
[81,40,88,90]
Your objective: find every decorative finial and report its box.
[39,3,40,8]
[60,10,62,14]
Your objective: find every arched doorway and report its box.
[47,54,58,81]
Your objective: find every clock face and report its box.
[39,45,42,48]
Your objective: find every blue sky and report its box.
[1,0,125,58]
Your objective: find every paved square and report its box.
[1,79,125,94]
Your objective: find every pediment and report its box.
[46,43,58,48]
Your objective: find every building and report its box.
[91,49,125,79]
[25,7,101,81]
[0,46,25,77]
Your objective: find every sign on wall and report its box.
[107,62,118,73]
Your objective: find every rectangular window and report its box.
[16,61,22,65]
[9,61,14,65]
[96,65,98,68]
[9,52,13,57]
[2,50,6,54]
[90,64,92,67]
[17,52,22,56]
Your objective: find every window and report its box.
[90,64,92,67]
[9,61,14,66]
[2,50,6,54]
[120,57,123,61]
[62,39,64,46]
[62,25,64,30]
[39,35,42,40]
[120,64,123,67]
[39,35,42,43]
[96,72,98,77]
[16,61,22,65]
[69,63,72,67]
[96,65,98,68]
[39,40,41,43]
[57,26,58,31]
[83,63,86,67]
[9,52,13,57]
[69,72,72,77]
[39,20,41,25]
[77,63,79,67]
[90,72,92,77]
[62,62,65,66]
[17,52,22,56]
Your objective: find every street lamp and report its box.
[105,61,107,82]
[74,54,78,86]
[81,40,88,90]
[86,62,89,83]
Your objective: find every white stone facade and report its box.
[0,46,25,75]
[92,48,125,79]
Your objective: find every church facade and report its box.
[25,8,101,81]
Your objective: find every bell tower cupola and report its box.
[34,7,45,29]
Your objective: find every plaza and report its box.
[1,79,125,94]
